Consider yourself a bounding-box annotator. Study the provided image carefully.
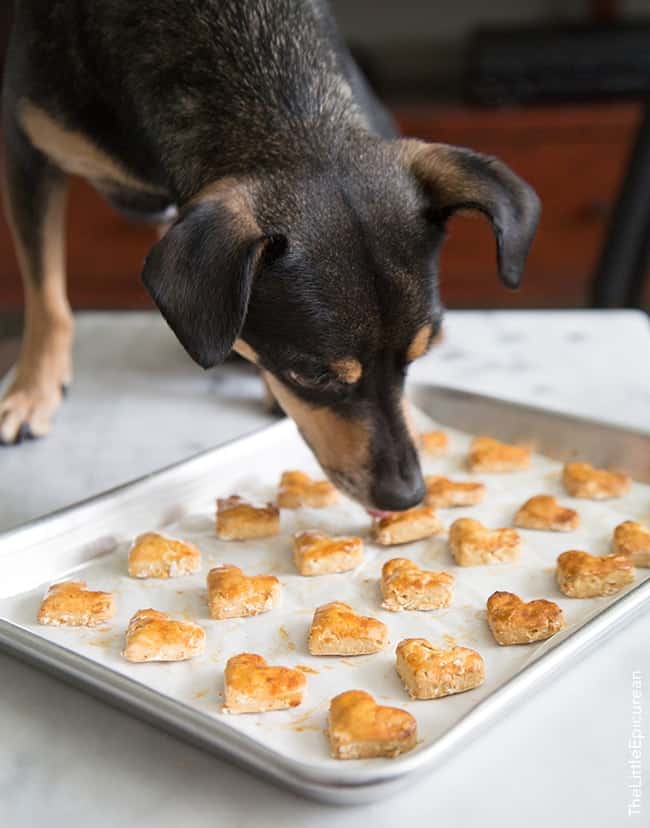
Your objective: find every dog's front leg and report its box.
[0,119,72,443]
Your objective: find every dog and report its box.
[0,0,540,512]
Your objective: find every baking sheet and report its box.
[1,402,649,787]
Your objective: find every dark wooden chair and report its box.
[591,95,650,309]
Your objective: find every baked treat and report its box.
[122,609,205,662]
[395,638,485,699]
[277,470,339,508]
[468,435,531,472]
[562,462,631,500]
[207,564,280,619]
[127,532,201,578]
[420,430,449,456]
[556,550,635,598]
[612,520,650,568]
[424,475,486,508]
[486,591,564,645]
[223,653,306,713]
[292,531,363,576]
[216,496,280,540]
[381,557,454,611]
[514,495,579,532]
[327,690,417,759]
[308,602,388,655]
[449,518,521,566]
[37,581,115,627]
[372,505,443,546]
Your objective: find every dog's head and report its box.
[142,138,539,511]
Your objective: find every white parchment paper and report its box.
[2,409,648,772]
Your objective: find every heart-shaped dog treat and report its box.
[612,520,650,568]
[127,532,201,578]
[37,581,115,627]
[327,690,417,759]
[424,475,486,508]
[556,550,635,598]
[449,518,521,566]
[277,470,339,508]
[207,564,280,619]
[223,653,306,714]
[293,531,364,576]
[309,602,388,656]
[216,496,280,540]
[486,591,564,645]
[420,430,449,456]
[396,638,485,699]
[562,462,630,500]
[381,558,454,611]
[514,495,579,532]
[122,609,205,662]
[468,436,531,472]
[373,505,443,546]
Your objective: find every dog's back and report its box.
[6,0,390,200]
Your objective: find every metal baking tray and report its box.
[0,384,649,805]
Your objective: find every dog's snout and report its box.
[370,457,425,512]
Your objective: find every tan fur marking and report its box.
[264,373,370,489]
[233,339,258,364]
[330,357,362,384]
[20,101,162,193]
[406,324,432,363]
[0,175,73,441]
[398,139,487,205]
[401,397,420,444]
[192,177,260,235]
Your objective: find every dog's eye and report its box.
[285,370,336,390]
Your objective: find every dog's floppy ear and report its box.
[141,182,264,368]
[399,140,541,288]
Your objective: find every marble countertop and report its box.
[1,309,648,827]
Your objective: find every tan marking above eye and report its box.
[406,324,433,363]
[330,357,362,384]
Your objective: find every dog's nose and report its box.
[370,461,426,512]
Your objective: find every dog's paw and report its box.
[0,372,69,444]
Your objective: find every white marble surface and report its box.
[1,309,649,826]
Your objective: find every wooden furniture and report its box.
[0,102,642,310]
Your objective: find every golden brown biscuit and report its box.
[122,609,205,662]
[424,475,486,508]
[562,462,631,500]
[327,690,417,759]
[468,435,531,472]
[514,495,579,532]
[381,557,454,611]
[449,518,521,566]
[612,520,650,568]
[127,532,201,578]
[293,531,364,576]
[223,653,306,713]
[556,550,635,598]
[216,496,280,540]
[37,581,115,627]
[373,505,443,546]
[395,638,485,699]
[308,602,388,656]
[277,470,339,508]
[207,564,280,619]
[420,430,449,456]
[486,591,564,645]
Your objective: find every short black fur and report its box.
[2,0,540,509]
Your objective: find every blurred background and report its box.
[0,0,649,312]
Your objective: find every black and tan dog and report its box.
[0,0,539,511]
